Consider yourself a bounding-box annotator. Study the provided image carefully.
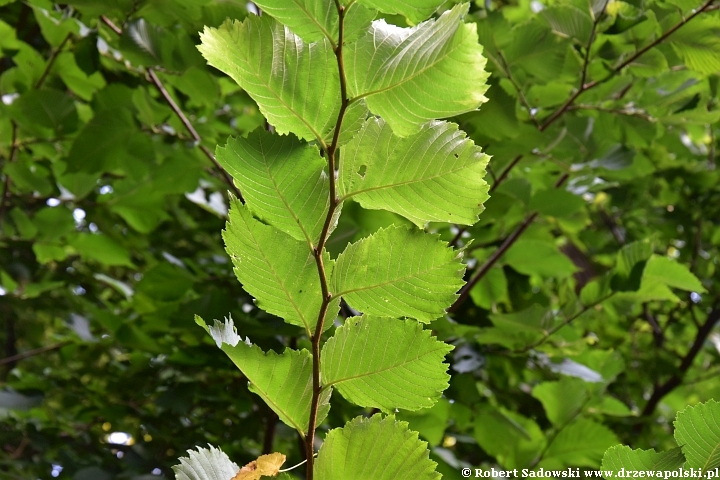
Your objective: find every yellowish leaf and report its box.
[231,452,286,480]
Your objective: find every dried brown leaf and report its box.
[231,452,286,480]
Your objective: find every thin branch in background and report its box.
[539,0,715,131]
[35,32,73,89]
[449,173,569,312]
[262,409,278,454]
[643,303,664,347]
[449,155,524,248]
[146,69,243,200]
[640,304,720,419]
[496,51,539,128]
[568,104,655,122]
[0,341,70,366]
[598,207,625,245]
[0,123,19,226]
[490,155,523,193]
[516,293,615,353]
[99,16,243,200]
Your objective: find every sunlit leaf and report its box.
[315,414,440,480]
[346,4,489,136]
[322,316,453,411]
[331,226,465,322]
[339,118,490,227]
[197,316,331,434]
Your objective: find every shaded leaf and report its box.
[539,418,619,468]
[602,446,685,475]
[532,377,589,426]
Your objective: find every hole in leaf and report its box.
[357,165,367,178]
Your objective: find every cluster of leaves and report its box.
[1,0,720,478]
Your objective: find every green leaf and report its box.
[217,129,329,246]
[643,255,706,293]
[251,0,375,43]
[601,446,685,475]
[529,189,586,218]
[674,399,720,470]
[9,207,37,239]
[354,0,443,24]
[539,418,619,468]
[477,304,550,349]
[135,263,194,302]
[331,226,465,322]
[504,239,577,278]
[65,110,154,174]
[469,267,508,309]
[69,234,134,267]
[339,118,490,227]
[541,5,593,43]
[11,88,78,134]
[315,414,440,480]
[321,316,453,411]
[669,17,720,74]
[198,316,331,435]
[616,240,653,276]
[172,444,239,480]
[198,16,367,146]
[532,377,589,427]
[473,405,546,469]
[223,200,337,334]
[346,4,489,137]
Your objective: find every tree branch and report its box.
[35,32,73,89]
[640,304,720,418]
[0,341,70,366]
[0,123,19,227]
[539,0,715,131]
[449,155,523,248]
[449,173,569,312]
[306,3,348,478]
[99,16,242,200]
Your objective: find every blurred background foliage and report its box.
[0,0,718,478]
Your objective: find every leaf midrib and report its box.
[325,345,447,388]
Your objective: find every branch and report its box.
[0,341,70,366]
[640,304,720,418]
[512,293,615,354]
[306,3,348,478]
[99,16,242,200]
[643,303,664,347]
[449,155,523,248]
[449,173,569,312]
[35,32,73,89]
[539,0,715,131]
[0,123,19,227]
[496,52,539,128]
[146,69,242,200]
[490,155,523,194]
